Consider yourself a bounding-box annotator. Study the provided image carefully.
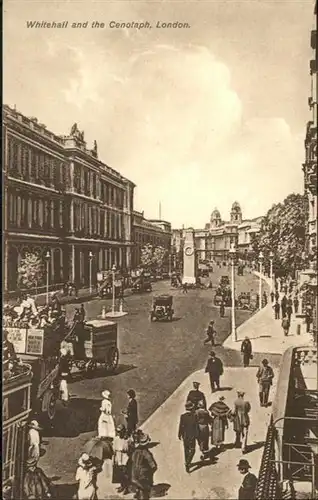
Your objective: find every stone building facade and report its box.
[132,210,172,268]
[3,105,135,293]
[194,203,262,262]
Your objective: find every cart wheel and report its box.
[41,389,57,427]
[105,347,119,373]
[85,360,97,378]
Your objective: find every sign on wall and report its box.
[26,330,44,355]
[6,328,27,354]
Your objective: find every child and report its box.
[113,425,130,494]
[75,453,98,500]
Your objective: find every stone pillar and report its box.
[182,228,196,284]
[71,244,75,282]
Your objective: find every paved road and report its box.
[40,268,278,488]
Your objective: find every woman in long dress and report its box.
[209,396,231,450]
[97,390,116,498]
[23,420,53,499]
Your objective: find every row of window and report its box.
[134,231,170,248]
[73,164,125,209]
[8,193,65,231]
[8,138,67,190]
[73,202,124,240]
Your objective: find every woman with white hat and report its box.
[76,453,99,500]
[98,390,116,439]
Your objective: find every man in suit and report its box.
[273,301,280,320]
[256,359,274,407]
[186,382,207,410]
[204,321,216,346]
[240,337,252,368]
[237,459,257,500]
[281,294,287,318]
[122,389,138,436]
[178,401,199,473]
[205,351,224,393]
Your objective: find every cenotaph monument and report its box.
[182,228,196,285]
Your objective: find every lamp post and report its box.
[258,251,264,310]
[45,251,50,305]
[89,251,93,294]
[269,251,274,293]
[168,253,172,277]
[229,243,237,342]
[111,264,116,315]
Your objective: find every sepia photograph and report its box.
[2,0,317,498]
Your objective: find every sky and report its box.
[4,0,315,228]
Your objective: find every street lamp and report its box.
[229,243,237,342]
[258,251,264,310]
[269,251,274,293]
[44,251,51,305]
[89,251,93,294]
[111,264,116,315]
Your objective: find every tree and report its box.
[252,193,307,277]
[17,252,45,291]
[140,244,168,271]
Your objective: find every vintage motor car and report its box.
[131,276,152,293]
[220,275,230,287]
[150,295,174,322]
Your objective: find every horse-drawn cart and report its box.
[63,319,119,377]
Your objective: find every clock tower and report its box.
[182,228,196,284]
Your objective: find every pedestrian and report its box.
[262,291,267,306]
[305,306,313,333]
[113,424,130,494]
[23,420,54,499]
[178,401,199,473]
[270,291,275,303]
[240,337,253,368]
[205,351,224,393]
[237,459,258,500]
[98,390,116,439]
[231,391,251,453]
[256,359,274,407]
[273,301,280,320]
[186,381,207,410]
[281,295,287,318]
[281,316,290,337]
[79,303,86,322]
[286,303,293,322]
[75,453,99,500]
[203,320,216,346]
[182,283,188,294]
[131,433,157,500]
[219,300,225,318]
[209,396,231,451]
[195,400,212,459]
[59,347,71,405]
[122,389,138,437]
[293,296,299,314]
[275,290,280,302]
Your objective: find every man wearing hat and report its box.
[204,320,217,346]
[186,382,207,410]
[237,459,257,500]
[256,359,274,407]
[131,433,157,500]
[178,401,199,473]
[240,337,253,368]
[122,389,139,437]
[205,351,224,393]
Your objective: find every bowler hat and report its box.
[210,351,216,356]
[237,459,251,469]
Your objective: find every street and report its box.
[39,268,279,496]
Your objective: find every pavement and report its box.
[38,269,302,499]
[97,367,277,500]
[224,272,312,355]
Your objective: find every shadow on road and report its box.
[151,482,171,497]
[43,398,100,438]
[245,441,265,454]
[190,453,219,472]
[69,364,137,383]
[53,482,77,499]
